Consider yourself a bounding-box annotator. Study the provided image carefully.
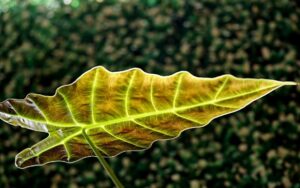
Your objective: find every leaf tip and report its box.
[283,81,298,86]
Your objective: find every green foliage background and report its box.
[0,0,299,187]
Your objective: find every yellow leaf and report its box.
[0,66,296,168]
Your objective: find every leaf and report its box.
[0,66,296,168]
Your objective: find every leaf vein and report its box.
[63,142,71,161]
[125,70,137,117]
[28,98,50,123]
[132,119,173,137]
[214,76,229,100]
[58,92,80,125]
[173,73,184,108]
[20,131,82,162]
[150,76,158,111]
[103,125,144,148]
[91,68,99,124]
[173,112,204,125]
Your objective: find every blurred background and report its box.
[0,0,299,187]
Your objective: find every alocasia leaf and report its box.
[0,66,296,168]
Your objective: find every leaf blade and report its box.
[0,66,295,168]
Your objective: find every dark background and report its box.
[0,0,299,187]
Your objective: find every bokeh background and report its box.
[0,0,299,187]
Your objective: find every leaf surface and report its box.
[0,66,296,168]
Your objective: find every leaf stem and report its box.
[82,129,124,188]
